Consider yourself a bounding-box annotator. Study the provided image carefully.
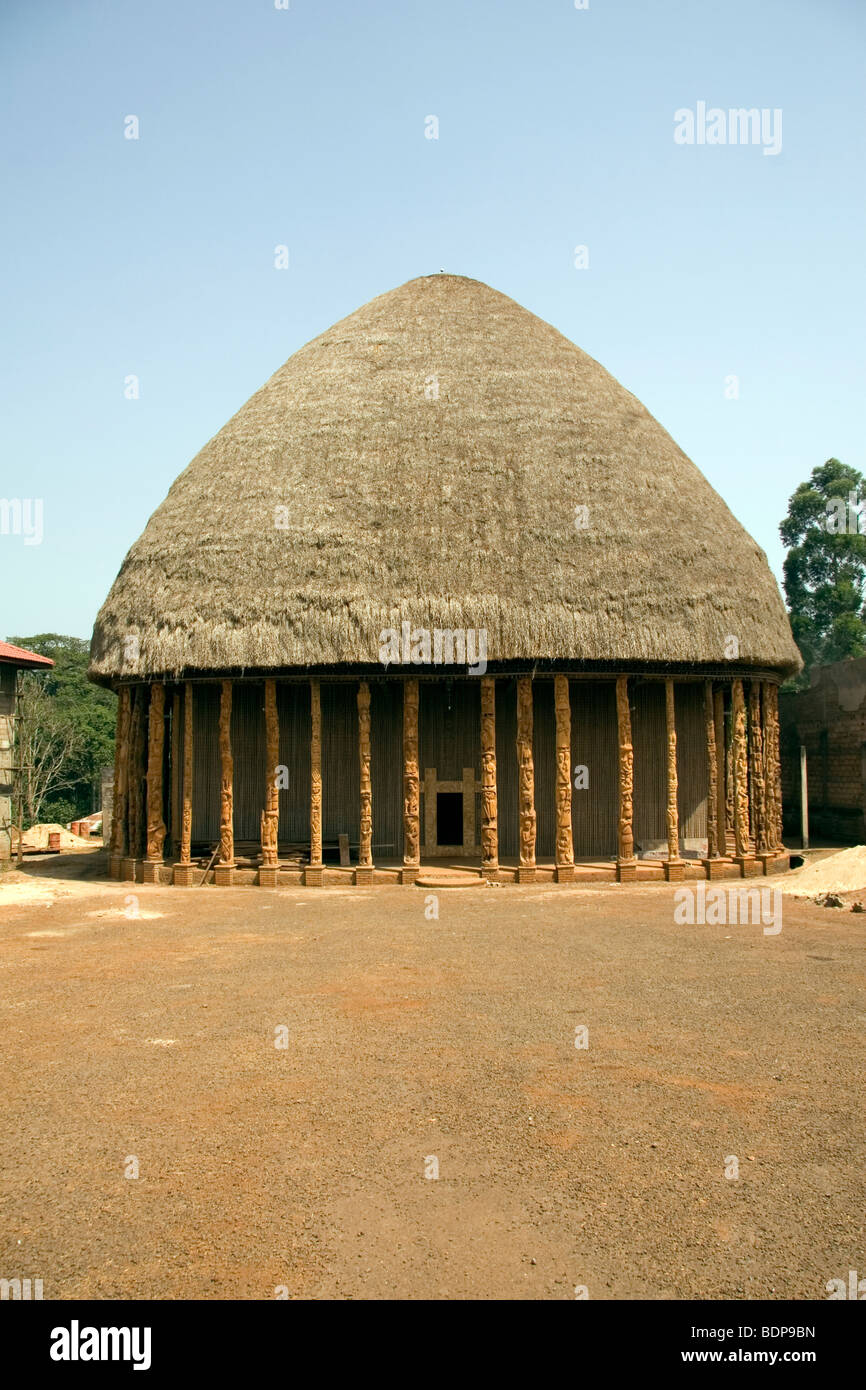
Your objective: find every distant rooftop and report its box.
[0,641,54,669]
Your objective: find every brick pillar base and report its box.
[109,854,122,880]
[663,859,686,882]
[400,865,419,885]
[734,855,762,878]
[141,861,162,885]
[616,859,637,882]
[517,866,536,884]
[172,863,196,886]
[259,865,280,888]
[555,863,575,883]
[304,865,324,887]
[213,865,235,887]
[355,866,374,886]
[120,857,138,882]
[702,857,728,880]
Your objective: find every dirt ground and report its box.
[1,853,863,1301]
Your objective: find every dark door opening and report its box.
[436,791,463,846]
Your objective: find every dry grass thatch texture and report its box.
[89,274,801,682]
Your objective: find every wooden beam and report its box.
[663,678,684,879]
[731,679,752,868]
[169,688,181,860]
[713,687,727,856]
[516,676,536,881]
[480,675,498,872]
[217,679,235,875]
[748,681,766,856]
[357,681,373,879]
[553,674,574,880]
[144,682,166,877]
[260,678,280,868]
[178,682,193,868]
[762,681,782,851]
[110,685,131,867]
[402,678,420,878]
[309,679,323,871]
[615,675,636,879]
[704,681,719,860]
[127,686,146,861]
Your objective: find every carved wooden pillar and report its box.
[703,682,719,867]
[749,681,767,860]
[173,682,195,884]
[357,681,373,883]
[143,682,166,882]
[402,678,420,883]
[309,678,326,884]
[554,675,574,881]
[731,678,755,874]
[168,688,182,861]
[215,679,235,884]
[725,702,735,854]
[480,675,498,874]
[516,676,536,882]
[124,685,146,876]
[615,675,636,881]
[762,681,782,852]
[663,678,684,880]
[713,688,727,857]
[110,685,131,875]
[259,679,280,884]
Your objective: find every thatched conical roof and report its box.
[89,274,801,682]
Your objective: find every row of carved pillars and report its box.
[109,674,783,884]
[615,675,783,882]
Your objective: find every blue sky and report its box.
[1,0,864,641]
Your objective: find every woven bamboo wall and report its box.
[570,680,619,859]
[183,675,707,861]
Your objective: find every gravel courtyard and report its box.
[1,860,863,1301]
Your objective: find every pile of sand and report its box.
[12,822,93,851]
[780,846,866,898]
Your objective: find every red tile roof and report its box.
[0,641,55,668]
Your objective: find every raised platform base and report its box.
[213,865,236,887]
[616,859,638,883]
[554,863,575,883]
[662,859,686,882]
[354,866,374,886]
[516,866,536,884]
[259,865,280,888]
[141,860,162,885]
[109,854,122,881]
[120,857,138,882]
[172,863,196,886]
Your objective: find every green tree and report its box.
[780,459,866,682]
[8,634,115,825]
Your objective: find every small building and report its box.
[780,657,866,844]
[89,275,801,886]
[0,641,55,865]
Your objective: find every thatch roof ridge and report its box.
[89,273,801,683]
